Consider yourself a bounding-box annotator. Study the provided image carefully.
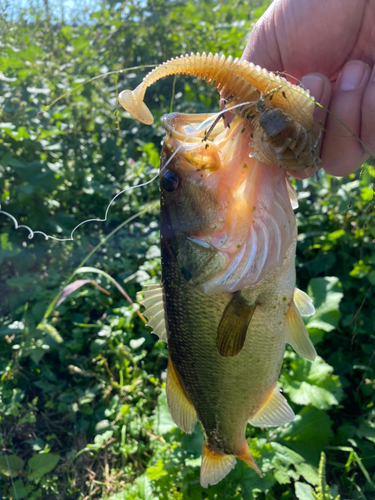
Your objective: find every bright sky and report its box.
[6,0,101,21]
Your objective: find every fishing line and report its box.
[0,102,253,243]
[43,64,157,113]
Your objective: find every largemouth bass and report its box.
[137,113,317,487]
[120,54,319,486]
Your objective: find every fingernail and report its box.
[300,74,326,101]
[337,60,368,91]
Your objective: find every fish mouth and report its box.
[161,112,297,294]
[161,113,228,173]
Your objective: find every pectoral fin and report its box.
[166,355,197,434]
[248,385,295,427]
[286,300,317,361]
[216,292,256,357]
[137,284,167,342]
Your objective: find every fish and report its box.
[119,52,320,175]
[137,113,317,487]
[120,54,318,487]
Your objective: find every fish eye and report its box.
[161,170,179,192]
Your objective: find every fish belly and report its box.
[164,238,296,456]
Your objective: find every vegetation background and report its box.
[0,0,374,498]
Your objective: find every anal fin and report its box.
[248,385,295,427]
[166,355,197,434]
[200,441,262,487]
[137,284,167,342]
[286,300,317,361]
[216,291,256,357]
[200,444,236,488]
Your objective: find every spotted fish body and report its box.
[137,113,317,487]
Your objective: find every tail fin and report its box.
[200,444,236,488]
[236,439,262,478]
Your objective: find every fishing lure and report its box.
[119,52,321,174]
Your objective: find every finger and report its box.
[241,3,282,71]
[361,64,375,158]
[321,60,371,176]
[288,73,331,180]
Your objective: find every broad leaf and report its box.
[136,474,154,500]
[0,455,24,477]
[275,406,333,465]
[281,353,342,410]
[306,277,343,332]
[11,479,28,499]
[154,390,175,435]
[27,453,60,481]
[271,443,318,486]
[295,482,316,500]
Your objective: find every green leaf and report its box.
[129,337,145,349]
[11,479,28,499]
[154,390,175,435]
[27,453,60,481]
[136,474,154,500]
[185,457,201,468]
[86,430,114,451]
[276,406,332,465]
[271,443,318,486]
[350,260,372,278]
[306,277,343,332]
[326,230,345,241]
[368,270,375,285]
[360,186,374,201]
[146,459,168,481]
[357,420,375,444]
[295,482,316,500]
[281,354,342,410]
[0,454,24,477]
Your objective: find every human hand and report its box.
[242,0,375,178]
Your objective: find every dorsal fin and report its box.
[137,284,167,342]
